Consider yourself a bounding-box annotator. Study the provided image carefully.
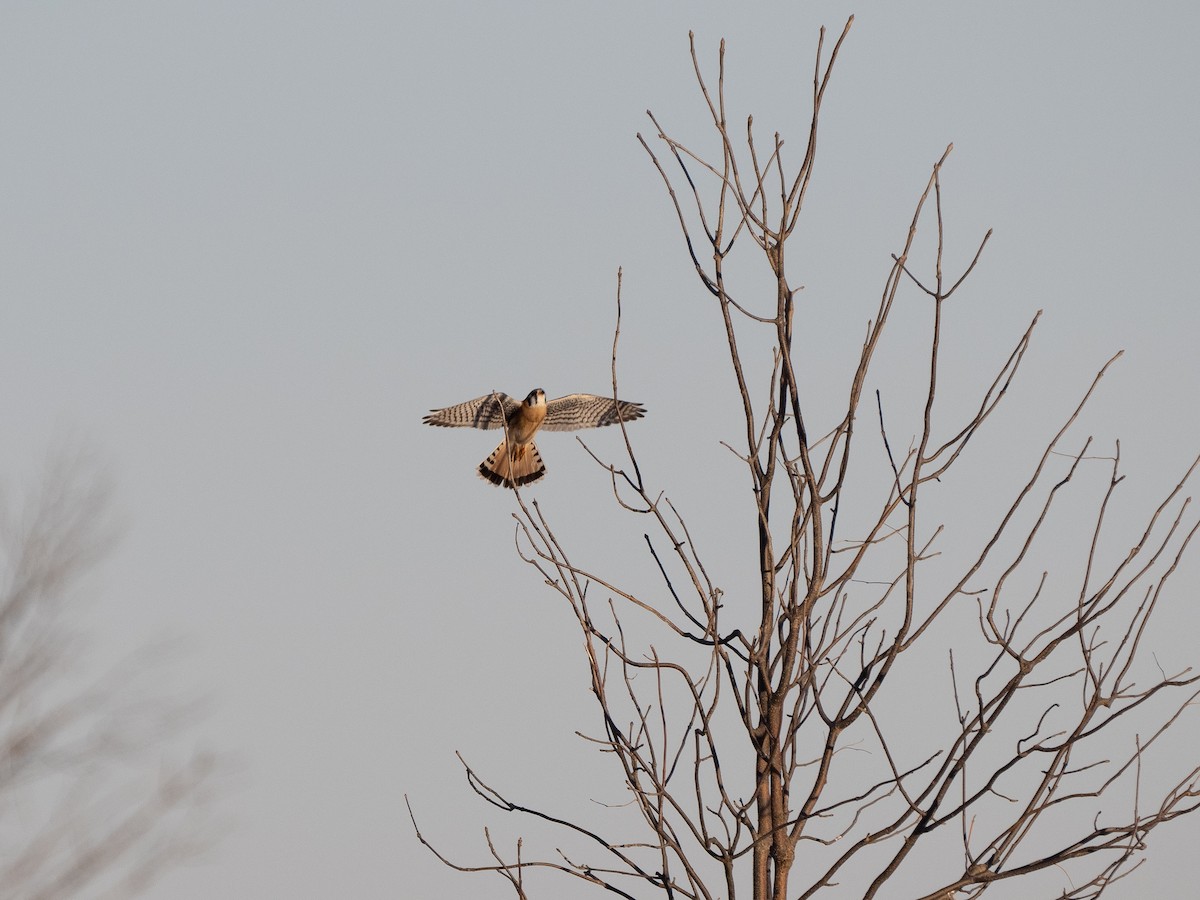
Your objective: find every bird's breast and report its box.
[510,403,547,443]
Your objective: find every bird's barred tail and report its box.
[478,439,546,488]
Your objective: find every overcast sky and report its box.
[1,2,1198,898]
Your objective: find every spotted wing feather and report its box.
[422,393,522,430]
[540,394,646,432]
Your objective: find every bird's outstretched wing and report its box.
[541,394,646,432]
[422,393,521,429]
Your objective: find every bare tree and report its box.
[411,18,1200,899]
[0,453,216,900]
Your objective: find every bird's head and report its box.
[525,388,547,407]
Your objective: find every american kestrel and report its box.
[422,388,646,487]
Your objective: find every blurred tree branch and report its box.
[0,453,217,899]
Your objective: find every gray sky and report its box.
[2,2,1198,897]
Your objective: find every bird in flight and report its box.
[423,388,646,487]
